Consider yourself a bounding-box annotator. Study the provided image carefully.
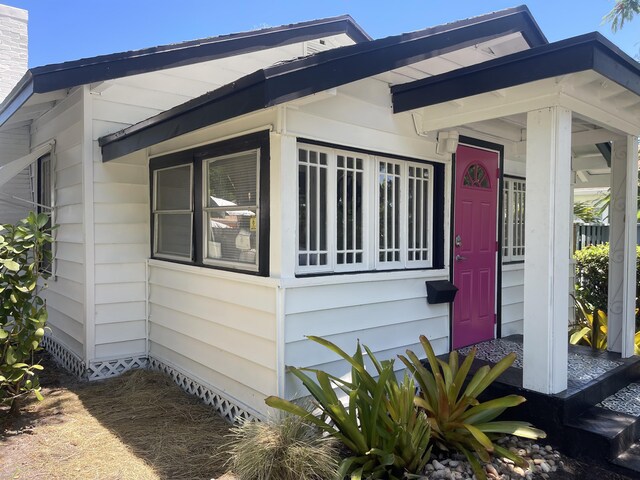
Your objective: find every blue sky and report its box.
[3,1,639,67]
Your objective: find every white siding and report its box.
[91,142,148,361]
[31,88,86,358]
[148,261,278,415]
[0,125,31,224]
[283,274,450,399]
[501,264,524,336]
[280,80,452,400]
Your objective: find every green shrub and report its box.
[399,335,546,480]
[574,243,640,314]
[0,212,53,413]
[226,413,340,480]
[266,336,432,480]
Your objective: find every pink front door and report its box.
[452,144,499,349]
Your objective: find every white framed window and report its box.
[296,143,435,274]
[503,177,526,263]
[153,164,194,261]
[203,149,259,272]
[298,148,330,271]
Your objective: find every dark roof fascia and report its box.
[391,32,640,113]
[0,15,370,128]
[0,72,33,127]
[596,142,612,167]
[100,6,547,161]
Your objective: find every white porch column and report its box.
[607,136,638,357]
[523,107,572,394]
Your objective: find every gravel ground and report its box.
[425,436,562,479]
[422,435,631,480]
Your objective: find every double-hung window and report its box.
[153,164,193,261]
[502,177,526,263]
[204,150,260,271]
[37,154,53,274]
[297,142,441,274]
[150,131,269,275]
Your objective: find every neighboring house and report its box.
[0,5,638,421]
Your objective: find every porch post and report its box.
[607,136,638,357]
[523,107,572,394]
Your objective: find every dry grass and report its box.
[1,354,232,480]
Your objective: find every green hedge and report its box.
[574,242,640,313]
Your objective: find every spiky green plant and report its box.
[265,336,432,480]
[398,335,546,480]
[225,413,340,480]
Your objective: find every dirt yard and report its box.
[0,353,231,480]
[1,353,634,480]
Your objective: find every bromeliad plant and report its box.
[399,335,546,480]
[0,212,53,414]
[265,336,432,480]
[570,296,640,354]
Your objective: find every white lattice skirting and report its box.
[88,356,149,381]
[41,335,255,423]
[149,357,257,423]
[41,335,86,378]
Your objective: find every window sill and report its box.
[502,261,525,271]
[148,258,279,287]
[283,268,448,287]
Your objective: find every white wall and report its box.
[283,274,450,399]
[148,261,279,415]
[0,125,31,224]
[31,88,86,357]
[279,78,453,399]
[501,264,524,336]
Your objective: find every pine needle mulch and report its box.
[0,354,232,480]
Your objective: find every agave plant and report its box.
[265,336,432,480]
[398,335,546,480]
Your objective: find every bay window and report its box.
[150,131,269,275]
[297,142,442,274]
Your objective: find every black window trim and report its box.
[149,130,270,276]
[295,137,445,277]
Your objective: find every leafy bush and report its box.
[266,336,432,480]
[570,296,640,354]
[574,243,640,314]
[226,413,340,480]
[399,335,546,480]
[0,212,53,413]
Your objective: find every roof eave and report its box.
[391,33,640,113]
[0,15,369,128]
[100,6,548,162]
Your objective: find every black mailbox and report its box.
[425,280,458,304]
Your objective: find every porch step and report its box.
[564,406,640,460]
[613,442,640,473]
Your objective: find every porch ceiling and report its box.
[392,33,640,137]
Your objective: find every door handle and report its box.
[455,255,467,261]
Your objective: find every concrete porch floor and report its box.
[447,335,640,475]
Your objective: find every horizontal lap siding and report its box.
[284,276,450,399]
[283,80,451,400]
[33,89,85,357]
[92,141,148,360]
[148,263,278,415]
[0,126,30,224]
[501,266,524,336]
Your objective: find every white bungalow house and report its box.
[0,5,638,422]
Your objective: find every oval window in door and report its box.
[462,163,491,189]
